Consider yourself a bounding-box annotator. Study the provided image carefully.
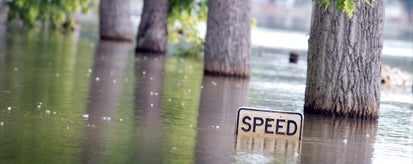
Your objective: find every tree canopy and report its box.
[167,0,207,57]
[6,0,97,29]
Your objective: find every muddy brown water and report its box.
[0,26,412,164]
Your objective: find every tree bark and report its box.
[135,0,168,53]
[304,0,384,119]
[99,0,134,41]
[204,0,251,78]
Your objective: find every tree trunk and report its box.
[304,0,384,119]
[135,0,168,53]
[99,0,134,41]
[204,0,251,78]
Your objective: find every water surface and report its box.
[0,25,412,164]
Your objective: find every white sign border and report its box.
[235,107,304,140]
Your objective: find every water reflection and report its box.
[134,53,166,163]
[82,40,132,163]
[195,76,249,163]
[300,115,377,164]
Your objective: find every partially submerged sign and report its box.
[235,107,303,140]
[236,135,301,154]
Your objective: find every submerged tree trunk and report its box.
[99,0,134,41]
[304,0,384,119]
[135,0,168,53]
[204,0,251,78]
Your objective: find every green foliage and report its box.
[168,0,257,57]
[317,0,375,18]
[6,0,97,29]
[168,0,208,57]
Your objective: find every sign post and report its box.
[235,107,303,140]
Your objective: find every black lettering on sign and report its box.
[276,119,285,135]
[287,120,297,135]
[235,108,304,141]
[253,117,264,132]
[264,118,274,134]
[241,116,251,132]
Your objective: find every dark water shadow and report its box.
[0,22,5,60]
[195,75,249,164]
[82,40,132,164]
[133,53,166,163]
[299,115,378,164]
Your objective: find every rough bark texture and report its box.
[204,0,251,78]
[99,0,134,41]
[135,0,168,53]
[304,0,385,119]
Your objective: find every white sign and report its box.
[235,107,303,140]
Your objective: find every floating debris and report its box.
[215,126,220,129]
[53,112,56,115]
[14,67,18,71]
[211,81,217,86]
[120,118,123,122]
[88,69,92,73]
[95,77,100,82]
[188,89,191,93]
[113,80,117,84]
[142,70,146,75]
[342,139,347,144]
[45,110,51,114]
[150,104,154,107]
[294,152,299,157]
[7,107,12,111]
[168,99,172,102]
[82,114,89,119]
[381,65,413,87]
[102,117,111,121]
[0,121,4,126]
[56,73,60,77]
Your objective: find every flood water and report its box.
[0,24,412,164]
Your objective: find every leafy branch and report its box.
[317,0,375,18]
